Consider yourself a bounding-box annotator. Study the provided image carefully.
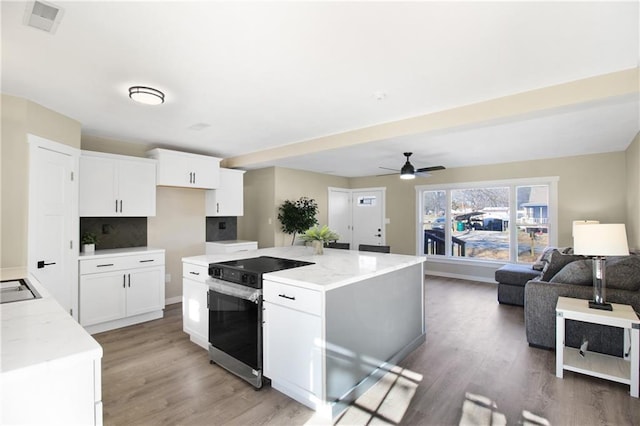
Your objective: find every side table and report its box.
[555,296,639,398]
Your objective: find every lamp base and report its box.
[589,301,612,311]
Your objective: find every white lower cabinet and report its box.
[263,280,323,406]
[182,261,209,349]
[79,250,165,334]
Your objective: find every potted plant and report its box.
[81,232,98,253]
[277,197,319,245]
[300,225,340,255]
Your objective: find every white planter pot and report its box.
[82,243,95,253]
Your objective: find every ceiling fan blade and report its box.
[378,166,400,172]
[376,172,398,177]
[416,165,446,172]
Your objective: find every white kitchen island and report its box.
[183,246,426,420]
[1,274,103,425]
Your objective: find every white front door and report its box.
[28,135,78,318]
[328,188,351,246]
[352,189,385,248]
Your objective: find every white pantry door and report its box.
[328,188,351,246]
[28,135,79,319]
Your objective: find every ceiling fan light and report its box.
[400,161,415,179]
[400,172,415,180]
[129,86,165,105]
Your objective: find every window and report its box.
[418,178,557,263]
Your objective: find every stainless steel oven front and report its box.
[207,277,264,388]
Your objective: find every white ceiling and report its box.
[2,1,639,177]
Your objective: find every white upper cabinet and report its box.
[205,168,245,216]
[79,151,156,217]
[146,148,221,189]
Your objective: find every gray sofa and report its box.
[495,246,569,306]
[524,254,640,356]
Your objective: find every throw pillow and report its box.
[605,256,640,291]
[541,250,586,282]
[550,259,593,286]
[532,246,557,271]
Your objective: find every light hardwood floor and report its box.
[94,277,640,425]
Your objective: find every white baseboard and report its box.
[425,270,497,284]
[84,310,163,334]
[165,296,182,305]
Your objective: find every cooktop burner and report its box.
[209,256,314,288]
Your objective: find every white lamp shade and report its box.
[573,223,629,256]
[572,219,599,237]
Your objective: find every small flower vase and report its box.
[312,240,324,255]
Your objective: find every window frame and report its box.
[415,176,559,263]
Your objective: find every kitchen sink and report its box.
[0,278,41,304]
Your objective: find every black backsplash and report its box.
[206,217,237,241]
[80,217,147,249]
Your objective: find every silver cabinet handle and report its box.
[97,263,114,267]
[217,202,219,213]
[128,273,131,287]
[189,271,200,275]
[123,275,126,288]
[115,199,118,213]
[119,200,123,213]
[139,259,154,263]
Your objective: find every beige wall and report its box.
[239,167,349,247]
[1,94,81,276]
[627,132,640,251]
[238,167,276,248]
[351,152,628,256]
[274,168,349,246]
[147,187,205,300]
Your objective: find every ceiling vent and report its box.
[23,1,65,34]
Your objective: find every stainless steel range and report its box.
[207,256,314,388]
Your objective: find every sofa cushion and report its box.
[495,263,541,286]
[606,256,640,291]
[550,259,593,286]
[540,250,586,282]
[532,246,572,271]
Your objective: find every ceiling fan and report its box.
[379,152,446,180]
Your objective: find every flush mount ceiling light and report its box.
[128,86,165,105]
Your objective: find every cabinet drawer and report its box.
[183,262,208,283]
[80,252,165,275]
[263,281,321,316]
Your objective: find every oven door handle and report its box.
[207,278,261,303]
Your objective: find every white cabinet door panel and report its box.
[205,168,244,216]
[182,278,208,346]
[126,267,165,317]
[118,160,156,216]
[263,301,322,396]
[80,271,126,326]
[79,156,117,216]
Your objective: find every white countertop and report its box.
[79,246,165,259]
[1,276,102,374]
[183,246,425,291]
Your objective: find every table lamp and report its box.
[573,223,629,310]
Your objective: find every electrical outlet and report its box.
[165,273,171,283]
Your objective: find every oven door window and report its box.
[208,289,260,370]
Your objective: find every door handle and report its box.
[37,260,56,269]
